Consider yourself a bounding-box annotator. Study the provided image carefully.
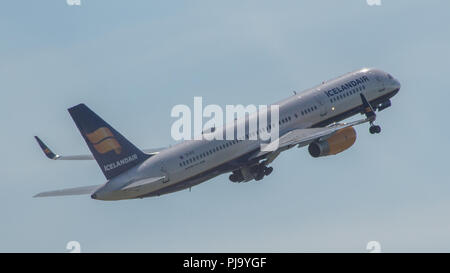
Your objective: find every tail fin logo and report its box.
[86,127,122,155]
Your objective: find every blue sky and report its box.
[1,0,450,252]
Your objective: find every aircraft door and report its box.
[158,159,170,183]
[315,89,328,117]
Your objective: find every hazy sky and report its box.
[1,0,450,252]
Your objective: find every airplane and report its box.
[34,68,401,201]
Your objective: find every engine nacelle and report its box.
[308,127,357,157]
[377,100,391,111]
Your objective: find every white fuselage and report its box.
[94,68,401,200]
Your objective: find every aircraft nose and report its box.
[394,78,401,90]
[91,193,97,199]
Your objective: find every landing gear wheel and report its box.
[369,125,381,134]
[229,174,239,182]
[264,167,273,176]
[255,166,265,181]
[229,172,244,183]
[255,172,264,181]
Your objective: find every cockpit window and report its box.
[387,74,393,79]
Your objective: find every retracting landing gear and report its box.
[254,165,273,181]
[360,93,382,135]
[229,165,274,183]
[229,172,244,183]
[264,167,273,176]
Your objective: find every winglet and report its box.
[34,136,59,160]
[360,94,376,121]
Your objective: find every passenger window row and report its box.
[179,139,241,167]
[301,105,318,116]
[179,114,295,167]
[180,85,367,167]
[330,85,365,103]
[179,97,345,168]
[279,116,292,125]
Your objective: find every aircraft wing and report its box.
[251,93,377,159]
[271,117,370,150]
[35,136,164,160]
[251,117,372,160]
[34,184,102,197]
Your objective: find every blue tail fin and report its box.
[68,104,150,180]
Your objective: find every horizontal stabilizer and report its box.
[34,184,102,198]
[143,148,165,155]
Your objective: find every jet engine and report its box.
[308,127,356,158]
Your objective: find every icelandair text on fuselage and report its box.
[324,76,370,98]
[104,154,138,171]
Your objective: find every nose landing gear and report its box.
[360,93,382,135]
